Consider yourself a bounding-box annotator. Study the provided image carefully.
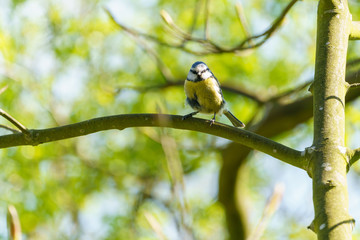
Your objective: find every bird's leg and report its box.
[210,113,216,126]
[182,111,199,120]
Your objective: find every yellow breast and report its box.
[184,77,224,114]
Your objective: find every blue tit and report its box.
[183,61,245,128]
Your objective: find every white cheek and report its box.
[201,71,212,79]
[187,72,197,80]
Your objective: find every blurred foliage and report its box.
[0,0,360,239]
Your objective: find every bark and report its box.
[311,0,353,238]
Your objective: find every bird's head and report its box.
[187,61,213,82]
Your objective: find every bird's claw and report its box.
[182,114,192,120]
[183,111,199,120]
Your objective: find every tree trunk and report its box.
[311,0,353,239]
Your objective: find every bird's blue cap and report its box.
[191,61,206,68]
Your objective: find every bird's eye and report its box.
[200,69,209,74]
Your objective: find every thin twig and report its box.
[105,8,174,81]
[204,0,210,40]
[160,10,193,40]
[159,128,194,239]
[350,147,360,166]
[7,205,22,240]
[269,80,312,102]
[106,9,183,49]
[144,212,168,240]
[0,85,8,95]
[348,83,360,89]
[105,0,299,55]
[0,124,21,133]
[267,56,360,103]
[130,33,174,81]
[221,83,265,103]
[189,0,202,35]
[115,80,265,104]
[235,2,253,41]
[106,9,208,55]
[0,109,28,133]
[247,183,285,240]
[234,0,300,51]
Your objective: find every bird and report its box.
[183,61,245,128]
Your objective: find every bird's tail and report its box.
[223,109,245,128]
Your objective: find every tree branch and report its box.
[235,2,252,41]
[116,80,266,104]
[106,0,300,55]
[0,113,307,170]
[233,0,300,51]
[129,31,174,82]
[0,124,21,134]
[350,21,360,40]
[348,148,360,166]
[248,183,284,240]
[204,0,211,39]
[0,85,8,95]
[7,205,22,240]
[348,82,360,89]
[0,109,28,134]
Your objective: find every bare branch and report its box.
[106,0,300,55]
[220,83,266,103]
[235,2,253,42]
[269,80,312,102]
[350,21,360,40]
[248,183,284,240]
[233,0,300,51]
[159,128,194,238]
[130,33,174,82]
[349,148,360,166]
[0,85,8,95]
[348,82,360,89]
[0,109,28,134]
[160,10,192,40]
[252,57,360,103]
[7,205,22,240]
[105,9,173,81]
[204,0,211,40]
[115,57,360,105]
[106,9,184,50]
[189,0,202,35]
[115,80,266,104]
[0,114,308,170]
[144,212,168,240]
[0,124,21,134]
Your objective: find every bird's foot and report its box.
[210,117,216,126]
[182,111,198,120]
[209,113,216,126]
